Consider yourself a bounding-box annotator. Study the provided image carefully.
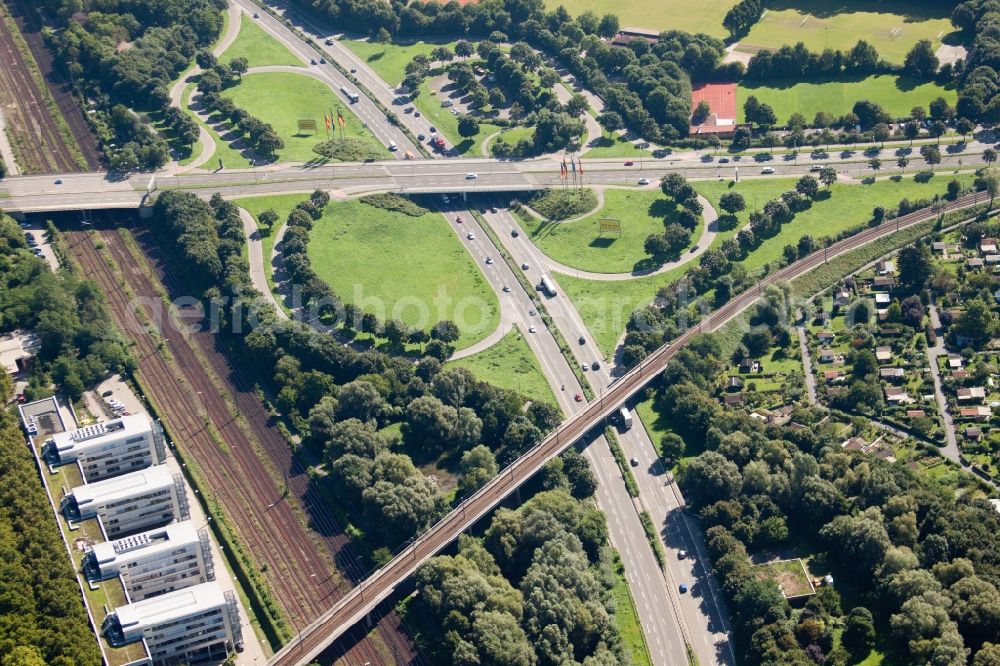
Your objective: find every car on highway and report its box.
[350,67,357,73]
[429,126,437,133]
[630,457,639,467]
[578,336,586,345]
[490,206,497,213]
[404,107,413,114]
[310,58,317,65]
[325,38,334,45]
[679,583,689,594]
[253,12,259,18]
[574,394,583,402]
[623,161,634,166]
[54,179,63,185]
[678,550,688,560]
[319,57,326,64]
[502,285,511,293]
[761,167,775,174]
[485,257,493,264]
[528,308,536,316]
[581,362,587,371]
[466,232,475,240]
[591,361,600,370]
[719,157,730,163]
[466,172,478,179]
[810,164,824,172]
[417,133,425,140]
[511,229,519,237]
[414,111,421,117]
[521,262,529,270]
[638,177,649,185]
[455,215,463,223]
[528,325,536,333]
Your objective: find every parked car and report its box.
[719,157,730,163]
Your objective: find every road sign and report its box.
[599,218,621,237]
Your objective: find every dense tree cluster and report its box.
[651,334,1000,665]
[952,0,1000,122]
[0,377,103,666]
[414,487,623,666]
[35,0,227,167]
[0,218,132,401]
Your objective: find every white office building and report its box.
[88,521,215,601]
[64,465,189,538]
[47,414,166,483]
[103,582,244,665]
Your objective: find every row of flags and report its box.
[324,109,346,130]
[561,155,583,180]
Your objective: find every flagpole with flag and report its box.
[337,108,346,140]
[324,112,332,139]
[570,155,576,187]
[576,155,583,188]
[560,156,568,188]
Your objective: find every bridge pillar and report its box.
[366,611,374,629]
[462,191,467,202]
[138,204,153,219]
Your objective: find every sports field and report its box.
[738,1,956,64]
[224,71,386,163]
[220,13,301,68]
[341,39,454,86]
[523,189,701,274]
[543,0,737,38]
[738,75,956,124]
[307,199,499,349]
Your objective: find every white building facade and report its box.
[88,521,214,601]
[48,414,166,482]
[103,582,243,665]
[64,465,189,538]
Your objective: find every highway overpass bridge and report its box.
[266,190,991,666]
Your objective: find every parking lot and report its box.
[18,221,60,271]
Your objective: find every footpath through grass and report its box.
[341,39,453,86]
[524,188,701,274]
[738,75,957,125]
[739,0,956,65]
[220,12,301,68]
[233,193,308,291]
[307,199,499,350]
[223,71,387,163]
[448,328,558,407]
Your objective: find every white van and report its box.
[388,140,398,151]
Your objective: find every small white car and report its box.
[638,177,649,185]
[761,167,775,174]
[466,232,476,240]
[485,257,493,264]
[528,325,536,333]
[466,172,478,179]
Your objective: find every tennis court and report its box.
[692,82,737,122]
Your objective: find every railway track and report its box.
[64,221,423,666]
[270,190,992,666]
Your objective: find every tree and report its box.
[337,380,386,423]
[565,94,589,117]
[956,117,975,140]
[930,96,954,121]
[455,40,474,58]
[597,13,619,38]
[898,156,909,174]
[984,148,998,166]
[229,56,248,79]
[459,445,498,496]
[488,88,505,108]
[929,120,948,143]
[846,40,879,72]
[853,99,891,128]
[692,100,712,125]
[197,70,222,93]
[597,111,622,133]
[873,122,891,147]
[920,144,942,166]
[796,175,820,199]
[719,192,746,216]
[819,166,838,189]
[375,27,391,44]
[661,433,686,465]
[431,320,460,344]
[679,451,742,507]
[457,116,480,137]
[842,607,876,657]
[954,298,997,347]
[904,121,921,145]
[904,39,939,78]
[869,157,882,172]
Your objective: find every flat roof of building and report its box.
[0,332,40,374]
[91,520,200,567]
[50,414,151,456]
[114,582,226,632]
[71,465,174,508]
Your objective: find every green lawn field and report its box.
[221,12,301,68]
[308,199,499,349]
[223,71,387,163]
[523,188,700,274]
[543,0,737,38]
[181,83,252,169]
[582,132,652,159]
[560,172,973,358]
[738,76,957,124]
[739,1,957,65]
[341,39,454,86]
[487,125,535,156]
[448,328,558,406]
